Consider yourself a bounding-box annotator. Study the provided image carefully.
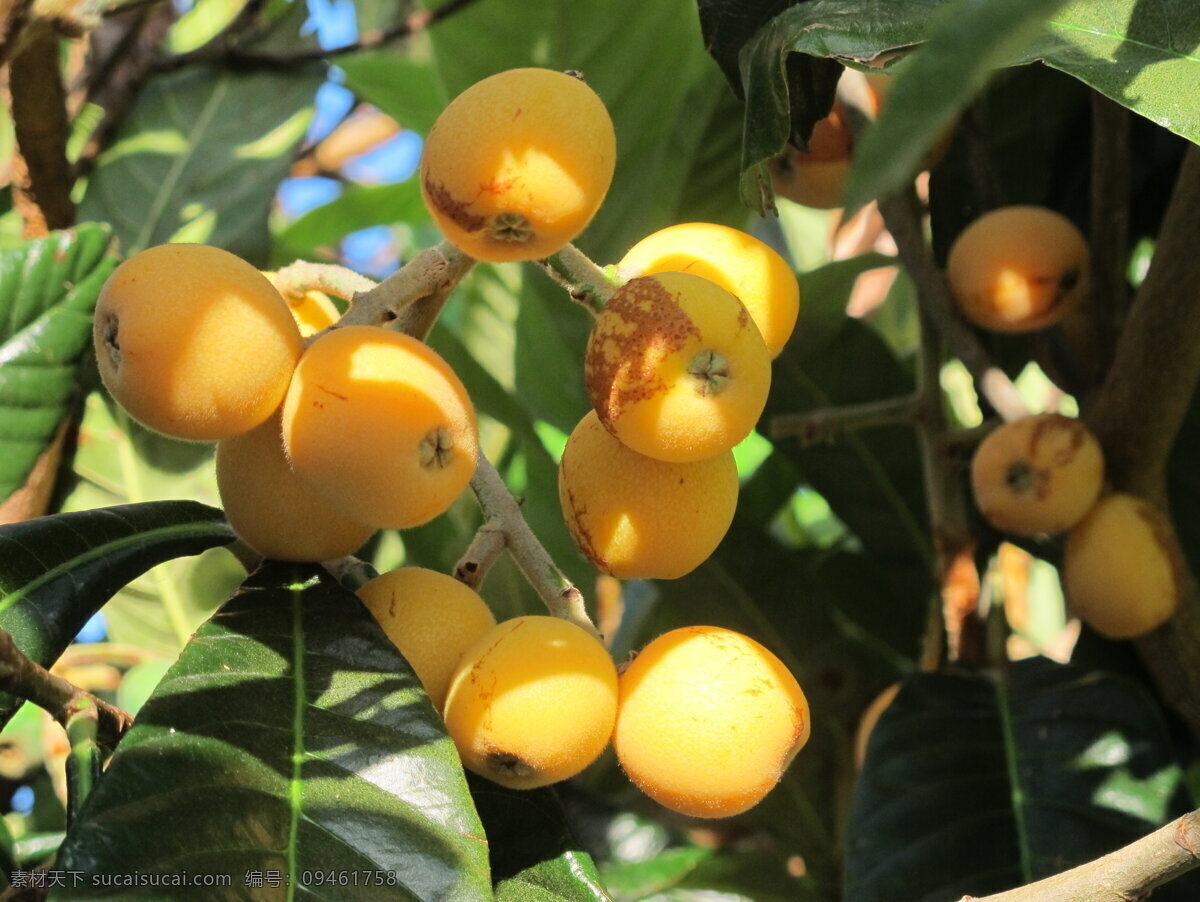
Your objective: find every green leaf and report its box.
[54,563,492,900]
[846,658,1200,901]
[0,501,233,729]
[739,0,1200,213]
[843,0,1073,210]
[79,67,321,264]
[0,226,119,506]
[62,393,240,656]
[274,180,430,265]
[470,777,610,901]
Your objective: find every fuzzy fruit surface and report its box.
[946,206,1089,333]
[420,68,616,262]
[584,272,771,463]
[970,413,1104,537]
[558,409,737,579]
[1064,494,1183,639]
[613,626,810,818]
[617,222,799,358]
[216,411,375,562]
[281,325,478,530]
[768,103,852,210]
[442,615,618,790]
[93,244,303,441]
[357,567,496,711]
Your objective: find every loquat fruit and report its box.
[356,567,496,711]
[93,244,303,441]
[970,413,1104,537]
[420,68,616,262]
[442,615,618,790]
[584,272,771,463]
[558,410,737,579]
[613,626,810,818]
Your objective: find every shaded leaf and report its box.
[469,776,610,901]
[54,563,491,900]
[0,225,119,507]
[843,0,1072,210]
[847,659,1200,901]
[0,502,233,729]
[738,0,1200,214]
[79,67,321,264]
[273,180,429,265]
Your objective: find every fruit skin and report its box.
[946,206,1089,333]
[617,222,799,358]
[613,626,810,818]
[1063,494,1184,639]
[970,413,1104,537]
[558,410,737,579]
[420,68,616,263]
[584,272,772,463]
[216,411,376,562]
[442,615,618,790]
[356,567,496,711]
[768,102,852,210]
[281,325,478,530]
[93,244,303,441]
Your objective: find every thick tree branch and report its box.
[961,807,1200,902]
[0,629,132,754]
[9,25,75,234]
[877,188,1029,422]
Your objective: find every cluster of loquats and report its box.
[91,66,811,819]
[951,210,1183,639]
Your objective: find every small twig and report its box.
[878,188,1029,422]
[960,807,1200,902]
[469,455,601,640]
[0,629,132,754]
[536,243,616,315]
[273,261,377,303]
[453,520,507,590]
[769,394,920,445]
[322,556,378,591]
[157,0,483,71]
[1087,92,1131,386]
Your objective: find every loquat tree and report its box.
[0,0,1198,901]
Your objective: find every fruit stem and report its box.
[453,520,507,590]
[538,242,615,315]
[273,260,377,304]
[322,556,378,591]
[468,454,602,641]
[769,394,920,445]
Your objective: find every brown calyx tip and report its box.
[687,349,730,397]
[1004,460,1036,494]
[101,312,121,368]
[486,749,536,778]
[418,427,455,468]
[487,212,535,245]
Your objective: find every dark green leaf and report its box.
[846,659,1200,901]
[843,0,1072,210]
[0,226,119,505]
[338,54,450,137]
[739,0,1200,213]
[470,776,610,901]
[0,501,233,729]
[79,67,322,264]
[54,563,492,900]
